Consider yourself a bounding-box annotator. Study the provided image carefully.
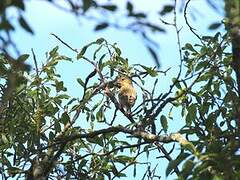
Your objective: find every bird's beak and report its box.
[116,82,121,88]
[113,79,121,88]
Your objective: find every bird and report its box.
[116,76,137,114]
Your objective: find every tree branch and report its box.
[56,125,187,145]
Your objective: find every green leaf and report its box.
[96,37,105,44]
[1,134,9,144]
[132,12,146,18]
[160,115,168,133]
[98,54,106,71]
[183,43,196,52]
[67,98,77,106]
[77,78,85,87]
[208,22,222,30]
[49,46,59,58]
[0,19,15,31]
[182,159,195,178]
[101,5,117,11]
[7,167,22,175]
[19,16,33,34]
[93,44,103,60]
[186,104,197,125]
[172,77,181,89]
[54,122,61,132]
[94,22,109,31]
[133,164,136,177]
[57,94,70,99]
[146,46,160,68]
[61,112,70,125]
[140,65,158,77]
[12,1,25,10]
[213,175,224,180]
[160,5,174,16]
[55,81,64,92]
[195,61,208,72]
[166,153,189,176]
[115,155,134,165]
[77,46,88,59]
[79,159,88,169]
[49,131,55,140]
[113,46,121,55]
[17,54,29,62]
[96,107,105,122]
[82,0,96,12]
[126,1,133,14]
[86,136,103,146]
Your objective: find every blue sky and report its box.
[9,0,225,179]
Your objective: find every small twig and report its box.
[31,48,39,77]
[173,0,184,81]
[74,141,147,162]
[110,108,118,125]
[184,0,202,41]
[159,18,174,26]
[155,142,180,175]
[50,33,78,53]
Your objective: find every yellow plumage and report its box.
[117,76,137,113]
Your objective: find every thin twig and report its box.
[50,33,78,53]
[184,0,202,41]
[31,48,39,77]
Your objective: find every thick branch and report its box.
[56,125,187,145]
[225,0,240,129]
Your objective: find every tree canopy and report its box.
[1,0,240,179]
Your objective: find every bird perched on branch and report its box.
[116,76,137,114]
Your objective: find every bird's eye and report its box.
[121,78,124,81]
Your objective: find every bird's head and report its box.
[116,75,132,87]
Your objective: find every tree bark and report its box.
[225,0,240,129]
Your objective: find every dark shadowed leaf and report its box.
[60,112,70,125]
[160,5,174,16]
[166,153,189,176]
[82,0,97,12]
[77,78,85,87]
[96,107,105,122]
[132,12,146,18]
[55,81,64,92]
[96,37,105,44]
[101,4,117,11]
[147,46,160,68]
[0,19,15,31]
[77,46,88,59]
[160,115,168,132]
[126,1,133,14]
[208,22,222,30]
[19,16,33,34]
[12,1,25,10]
[94,22,109,31]
[17,54,29,62]
[79,159,88,169]
[49,46,59,57]
[140,65,158,77]
[186,104,197,125]
[181,159,195,178]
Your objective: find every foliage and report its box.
[0,38,175,179]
